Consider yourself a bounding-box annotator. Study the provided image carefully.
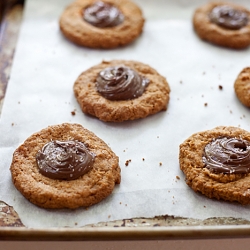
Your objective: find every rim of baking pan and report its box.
[1,225,250,241]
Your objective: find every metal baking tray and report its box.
[1,0,250,241]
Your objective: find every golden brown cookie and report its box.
[179,126,250,205]
[74,60,170,122]
[193,2,250,49]
[10,123,121,209]
[59,0,144,49]
[234,67,250,107]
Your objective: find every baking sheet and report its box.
[0,0,250,229]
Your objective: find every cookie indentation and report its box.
[83,1,124,28]
[209,5,248,30]
[36,140,95,180]
[96,65,150,100]
[203,137,250,174]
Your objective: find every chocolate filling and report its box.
[203,137,250,174]
[83,1,124,28]
[36,140,95,180]
[209,5,249,30]
[96,65,150,101]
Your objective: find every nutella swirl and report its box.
[96,65,150,100]
[36,140,95,180]
[83,1,124,28]
[203,137,250,174]
[209,5,249,30]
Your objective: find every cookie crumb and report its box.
[142,158,145,161]
[204,103,208,107]
[218,85,223,90]
[108,215,111,219]
[11,123,14,126]
[75,222,78,225]
[159,162,162,166]
[125,159,131,166]
[176,175,180,180]
[71,110,76,116]
[204,206,206,208]
[230,110,233,114]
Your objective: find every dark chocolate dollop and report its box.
[83,1,124,28]
[203,137,250,174]
[36,140,95,180]
[209,5,249,30]
[96,65,150,101]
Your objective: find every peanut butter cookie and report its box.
[234,67,250,107]
[180,126,250,205]
[193,2,250,49]
[10,123,121,209]
[59,0,144,49]
[74,60,170,122]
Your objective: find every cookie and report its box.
[179,126,250,205]
[59,0,144,49]
[234,67,250,107]
[10,123,121,209]
[193,2,250,49]
[74,60,170,122]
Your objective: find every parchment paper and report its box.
[0,0,250,228]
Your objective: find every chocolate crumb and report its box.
[159,162,162,166]
[71,111,76,116]
[125,159,131,166]
[219,85,223,90]
[121,220,126,227]
[142,158,145,161]
[176,176,180,180]
[204,103,208,107]
[153,224,160,227]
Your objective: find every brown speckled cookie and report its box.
[74,60,170,122]
[234,67,250,107]
[193,2,250,49]
[59,0,144,49]
[179,126,250,205]
[10,123,120,209]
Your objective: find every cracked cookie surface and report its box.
[179,126,250,205]
[10,123,120,209]
[74,60,170,122]
[59,0,144,49]
[234,67,250,107]
[193,2,250,49]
